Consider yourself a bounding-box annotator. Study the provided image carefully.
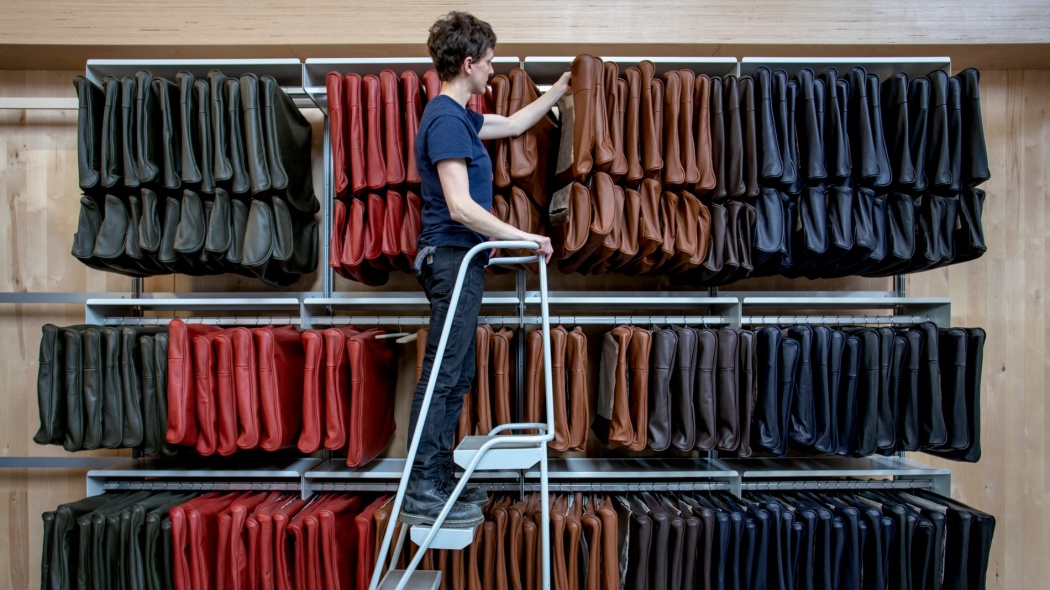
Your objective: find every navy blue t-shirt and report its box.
[415,95,493,248]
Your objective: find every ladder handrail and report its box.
[370,240,555,590]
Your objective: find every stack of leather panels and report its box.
[558,57,990,282]
[165,319,399,464]
[587,323,985,462]
[34,323,171,454]
[71,70,318,287]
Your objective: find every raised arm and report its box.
[478,71,572,140]
[437,158,553,261]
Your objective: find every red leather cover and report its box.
[343,73,367,196]
[228,491,284,590]
[317,494,365,590]
[364,192,387,268]
[192,331,220,456]
[284,495,333,590]
[216,492,271,590]
[326,71,349,198]
[322,326,361,450]
[362,74,387,191]
[330,198,353,279]
[255,325,306,451]
[340,196,390,286]
[298,330,326,453]
[379,70,405,187]
[356,495,392,589]
[166,319,220,447]
[188,492,244,590]
[212,329,240,456]
[401,190,422,264]
[346,329,398,466]
[171,492,222,590]
[422,70,441,101]
[401,71,423,187]
[230,327,262,450]
[382,189,407,271]
[270,495,313,590]
[246,493,301,590]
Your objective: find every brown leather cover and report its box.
[652,77,665,167]
[401,70,423,187]
[694,74,717,193]
[605,186,641,272]
[326,72,349,198]
[662,70,685,186]
[551,495,569,590]
[737,329,756,457]
[492,328,514,429]
[595,326,634,448]
[475,325,494,436]
[230,327,262,451]
[491,75,513,189]
[639,61,664,178]
[585,182,625,274]
[491,498,511,590]
[565,494,583,590]
[664,189,704,272]
[523,494,540,590]
[715,328,741,452]
[343,73,367,196]
[362,74,387,191]
[623,67,644,184]
[581,498,602,590]
[595,497,620,590]
[626,327,652,451]
[722,75,747,198]
[508,499,528,590]
[694,328,718,451]
[166,319,220,447]
[622,178,664,274]
[548,326,570,451]
[646,190,679,273]
[507,186,545,266]
[678,69,700,186]
[559,171,617,274]
[298,330,326,453]
[212,329,240,456]
[192,330,221,456]
[346,329,398,466]
[525,329,544,436]
[566,327,590,452]
[740,76,760,198]
[571,55,614,179]
[322,326,361,451]
[340,196,390,286]
[379,70,406,188]
[255,325,306,452]
[601,62,629,179]
[356,495,391,588]
[510,68,560,209]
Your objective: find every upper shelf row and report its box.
[81,56,952,114]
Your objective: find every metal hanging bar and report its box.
[99,316,303,327]
[101,480,301,492]
[741,479,936,492]
[741,315,931,326]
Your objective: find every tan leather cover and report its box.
[548,326,570,451]
[622,178,664,274]
[694,74,717,193]
[559,171,617,274]
[622,67,644,184]
[508,499,528,590]
[362,74,386,192]
[492,498,511,590]
[491,74,512,189]
[581,498,602,590]
[509,68,559,209]
[652,76,665,174]
[525,329,544,435]
[401,70,423,187]
[601,61,628,179]
[523,494,541,590]
[639,190,677,273]
[566,494,583,590]
[599,326,634,448]
[606,186,641,272]
[491,328,514,429]
[571,55,615,179]
[551,495,569,590]
[665,189,709,273]
[662,70,685,186]
[343,74,367,196]
[626,327,652,451]
[475,325,494,436]
[596,497,620,590]
[566,327,590,452]
[585,182,625,274]
[677,69,700,187]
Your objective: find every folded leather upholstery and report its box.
[74,75,104,191]
[491,328,516,432]
[846,67,879,186]
[753,67,784,184]
[722,75,746,198]
[786,325,816,448]
[258,75,317,213]
[256,325,305,451]
[835,334,861,456]
[558,172,616,274]
[165,320,220,447]
[192,328,221,455]
[341,196,390,286]
[647,328,675,452]
[593,326,633,447]
[691,73,717,194]
[227,327,261,451]
[138,334,162,455]
[490,74,513,190]
[510,68,560,209]
[563,328,588,452]
[297,330,326,453]
[662,70,685,187]
[346,329,397,466]
[378,70,405,189]
[35,324,66,445]
[524,329,544,436]
[193,78,216,194]
[818,68,850,184]
[341,73,367,196]
[624,495,653,590]
[119,326,167,449]
[622,66,644,184]
[737,329,756,457]
[706,75,727,200]
[739,75,760,198]
[215,491,271,590]
[317,326,360,451]
[401,70,424,188]
[474,325,494,437]
[99,327,126,450]
[546,326,570,450]
[926,70,953,193]
[99,76,123,189]
[752,327,781,454]
[957,68,990,187]
[716,328,741,452]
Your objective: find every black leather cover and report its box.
[647,328,675,452]
[787,325,816,448]
[261,75,317,214]
[670,326,697,451]
[35,324,66,445]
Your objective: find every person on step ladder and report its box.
[403,11,570,527]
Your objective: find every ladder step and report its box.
[410,524,478,550]
[454,435,544,471]
[377,570,441,590]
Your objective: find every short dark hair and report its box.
[427,11,497,82]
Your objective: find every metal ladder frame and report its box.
[369,240,555,590]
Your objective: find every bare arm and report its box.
[478,71,572,140]
[437,158,553,261]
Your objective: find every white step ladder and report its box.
[369,241,556,590]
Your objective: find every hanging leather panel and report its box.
[707,75,727,200]
[165,320,220,447]
[787,325,816,449]
[592,326,633,448]
[647,327,676,452]
[752,67,784,184]
[255,325,306,452]
[35,324,67,446]
[692,73,717,194]
[623,66,644,185]
[570,55,603,180]
[739,75,760,198]
[601,61,629,180]
[881,72,916,188]
[510,68,561,209]
[867,73,894,189]
[565,328,589,452]
[819,68,850,183]
[905,76,931,193]
[260,75,317,212]
[175,72,204,191]
[346,329,398,466]
[99,76,123,189]
[958,68,991,187]
[341,196,390,286]
[193,78,216,194]
[326,71,349,198]
[661,70,685,187]
[926,70,954,193]
[846,67,879,186]
[271,195,317,275]
[547,326,570,450]
[772,69,799,189]
[220,77,250,196]
[378,69,406,189]
[238,73,271,196]
[74,75,104,191]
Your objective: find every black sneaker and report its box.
[399,476,484,528]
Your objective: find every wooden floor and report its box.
[0,67,1046,589]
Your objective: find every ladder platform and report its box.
[454,435,545,471]
[377,570,441,590]
[410,524,477,550]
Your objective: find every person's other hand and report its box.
[527,233,554,263]
[553,70,571,97]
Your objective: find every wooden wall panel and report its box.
[1,65,1047,590]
